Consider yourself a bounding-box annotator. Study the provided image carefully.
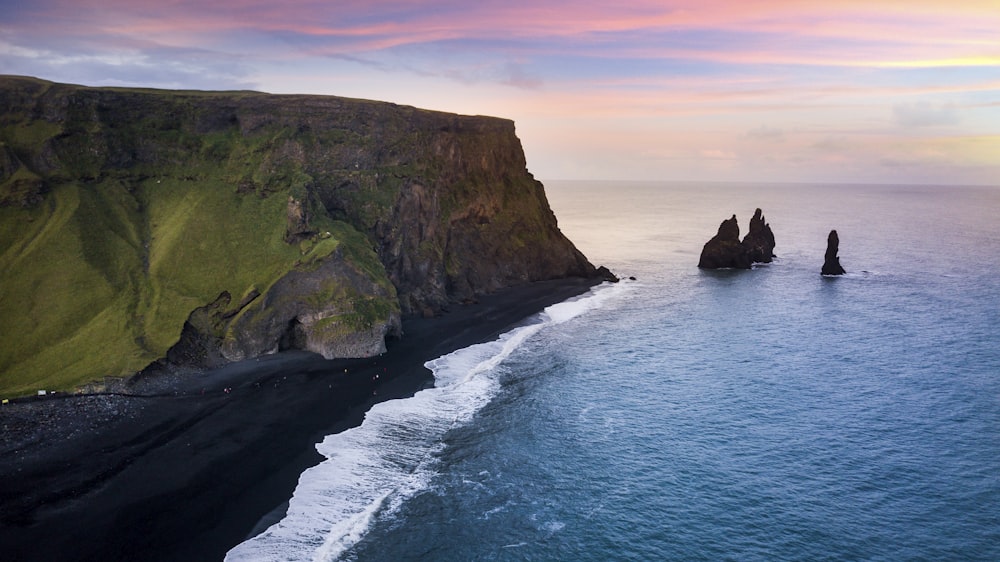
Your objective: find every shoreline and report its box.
[0,277,600,562]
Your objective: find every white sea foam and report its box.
[541,280,627,325]
[225,282,623,562]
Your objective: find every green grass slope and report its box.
[0,174,363,396]
[0,77,396,397]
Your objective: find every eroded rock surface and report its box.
[698,208,776,269]
[742,208,776,264]
[822,229,846,275]
[698,214,751,269]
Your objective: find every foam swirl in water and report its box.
[226,282,625,562]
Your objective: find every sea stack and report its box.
[822,230,846,275]
[698,215,752,269]
[742,208,776,264]
[698,208,776,269]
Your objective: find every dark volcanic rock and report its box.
[0,143,46,207]
[595,265,619,282]
[742,208,776,263]
[822,229,846,275]
[698,215,752,269]
[283,195,315,243]
[698,208,778,269]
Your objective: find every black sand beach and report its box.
[0,277,599,562]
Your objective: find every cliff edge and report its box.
[0,76,600,396]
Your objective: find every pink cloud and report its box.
[7,0,998,185]
[17,0,999,68]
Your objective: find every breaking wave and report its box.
[225,281,625,562]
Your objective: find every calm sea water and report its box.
[229,182,1000,561]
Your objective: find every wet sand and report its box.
[0,277,599,562]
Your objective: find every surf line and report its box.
[226,281,626,562]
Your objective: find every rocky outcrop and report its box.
[742,208,776,264]
[0,75,602,395]
[284,196,315,243]
[822,230,846,275]
[0,142,45,207]
[698,215,751,269]
[697,208,776,269]
[220,248,401,361]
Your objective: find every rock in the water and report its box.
[822,229,846,275]
[698,214,752,269]
[595,266,620,283]
[742,208,776,264]
[698,208,777,269]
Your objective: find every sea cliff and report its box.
[0,76,600,396]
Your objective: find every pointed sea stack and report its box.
[822,230,846,275]
[698,215,752,269]
[742,208,776,264]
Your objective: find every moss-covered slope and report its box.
[0,76,598,397]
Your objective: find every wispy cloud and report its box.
[893,103,960,128]
[11,1,999,66]
[3,0,997,183]
[746,126,786,141]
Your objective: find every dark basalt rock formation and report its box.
[697,208,776,269]
[698,214,751,269]
[742,208,776,264]
[822,229,846,275]
[595,265,619,283]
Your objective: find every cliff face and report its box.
[0,76,597,396]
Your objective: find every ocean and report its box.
[227,181,1000,561]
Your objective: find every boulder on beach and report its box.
[822,230,846,275]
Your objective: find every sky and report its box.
[2,0,999,185]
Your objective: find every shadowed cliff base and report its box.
[0,277,604,562]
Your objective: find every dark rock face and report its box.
[698,215,752,269]
[698,208,776,270]
[284,196,315,243]
[0,143,45,207]
[742,208,776,264]
[594,266,619,283]
[221,248,403,361]
[822,230,846,275]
